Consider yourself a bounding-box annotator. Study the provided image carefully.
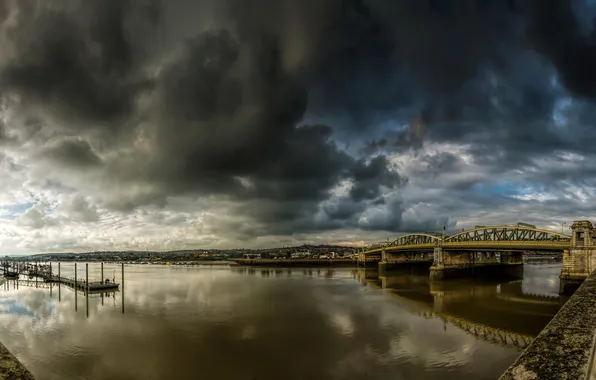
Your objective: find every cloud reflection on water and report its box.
[0,264,562,380]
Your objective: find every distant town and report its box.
[3,244,358,263]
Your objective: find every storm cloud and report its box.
[0,0,596,252]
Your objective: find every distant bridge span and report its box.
[361,225,571,255]
[359,224,573,281]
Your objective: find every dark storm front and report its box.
[0,263,564,380]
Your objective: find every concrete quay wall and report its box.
[499,271,596,380]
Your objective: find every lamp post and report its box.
[561,221,567,234]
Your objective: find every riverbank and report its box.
[499,271,596,379]
[230,258,358,266]
[0,341,34,379]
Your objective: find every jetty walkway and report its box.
[1,262,120,292]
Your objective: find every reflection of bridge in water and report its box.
[355,269,565,350]
[418,311,534,349]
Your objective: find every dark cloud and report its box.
[526,0,596,100]
[349,155,406,201]
[61,194,99,223]
[2,0,596,244]
[41,139,102,169]
[0,119,7,142]
[0,0,158,130]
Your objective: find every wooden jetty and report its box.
[0,261,120,292]
[44,274,119,291]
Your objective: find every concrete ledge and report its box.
[0,341,34,379]
[499,273,596,380]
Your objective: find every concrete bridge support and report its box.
[560,220,596,294]
[357,252,381,267]
[430,249,523,281]
[378,250,433,272]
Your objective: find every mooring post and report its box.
[101,262,104,284]
[121,262,124,314]
[86,263,89,318]
[58,261,61,302]
[75,263,78,311]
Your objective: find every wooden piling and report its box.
[74,263,77,311]
[121,263,124,314]
[86,263,89,318]
[101,262,104,284]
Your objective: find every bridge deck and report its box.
[364,241,568,255]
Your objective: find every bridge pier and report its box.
[560,221,596,294]
[357,252,381,267]
[430,250,523,281]
[378,251,433,272]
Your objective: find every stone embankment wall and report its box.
[0,341,35,379]
[499,271,596,380]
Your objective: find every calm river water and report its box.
[0,263,565,380]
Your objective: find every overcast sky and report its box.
[1,0,596,254]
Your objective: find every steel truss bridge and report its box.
[361,225,571,255]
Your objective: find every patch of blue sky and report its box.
[472,181,530,198]
[0,202,36,220]
[515,184,539,195]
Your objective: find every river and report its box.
[0,263,565,380]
